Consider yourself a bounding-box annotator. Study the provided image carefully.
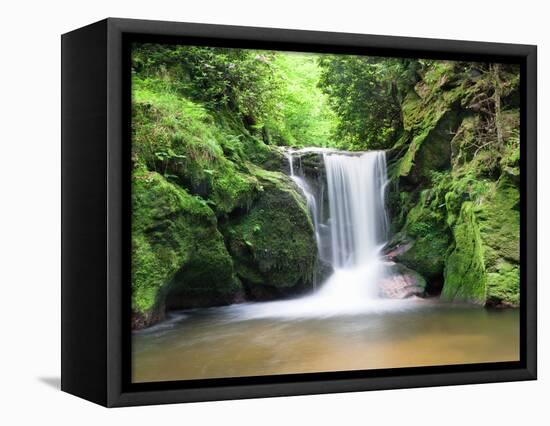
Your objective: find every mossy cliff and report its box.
[387,61,520,306]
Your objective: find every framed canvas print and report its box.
[61,18,537,407]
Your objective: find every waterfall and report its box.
[237,148,392,318]
[324,152,389,268]
[317,151,389,302]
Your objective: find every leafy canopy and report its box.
[318,56,419,150]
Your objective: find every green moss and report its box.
[402,90,423,132]
[131,170,240,322]
[476,178,520,305]
[395,190,450,279]
[486,262,519,306]
[442,202,487,303]
[164,227,241,306]
[391,69,469,182]
[392,132,420,178]
[449,115,479,166]
[132,80,263,216]
[386,188,414,234]
[132,234,169,313]
[499,110,520,184]
[477,179,519,267]
[223,169,317,297]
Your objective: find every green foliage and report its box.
[318,56,419,150]
[486,263,519,306]
[133,44,279,123]
[263,53,337,147]
[132,79,263,216]
[133,44,339,148]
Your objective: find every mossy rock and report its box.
[477,179,519,267]
[413,109,460,178]
[442,201,487,303]
[486,262,519,307]
[396,234,449,281]
[223,169,317,299]
[394,191,451,281]
[391,77,466,184]
[132,169,241,329]
[245,142,286,172]
[285,150,326,180]
[477,177,520,306]
[449,115,479,166]
[396,108,462,185]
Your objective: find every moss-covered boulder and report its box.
[223,168,317,299]
[442,202,487,303]
[132,169,241,329]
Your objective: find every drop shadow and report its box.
[38,376,61,390]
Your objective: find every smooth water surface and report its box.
[132,300,519,383]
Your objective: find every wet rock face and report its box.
[285,150,327,180]
[379,262,426,299]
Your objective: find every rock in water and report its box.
[379,262,426,299]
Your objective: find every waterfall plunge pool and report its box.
[132,299,519,383]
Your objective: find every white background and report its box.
[0,0,546,424]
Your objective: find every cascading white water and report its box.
[319,151,389,300]
[325,152,388,268]
[232,148,396,318]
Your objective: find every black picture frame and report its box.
[61,17,537,407]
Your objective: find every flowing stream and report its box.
[133,148,519,382]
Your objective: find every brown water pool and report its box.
[132,298,519,383]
